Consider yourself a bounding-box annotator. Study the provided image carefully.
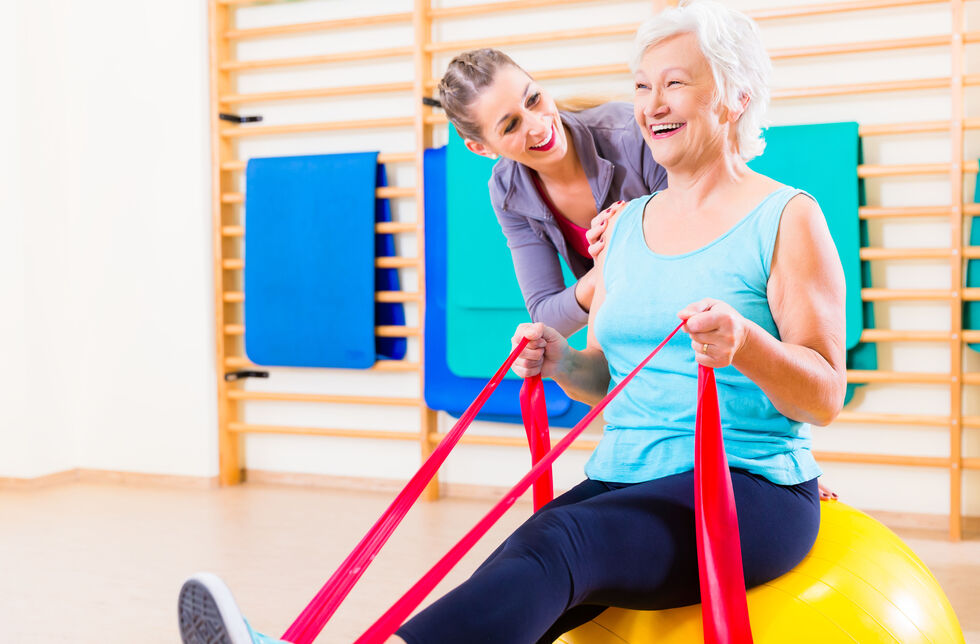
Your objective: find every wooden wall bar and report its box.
[207,0,978,539]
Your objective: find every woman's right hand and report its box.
[586,200,627,259]
[511,322,570,379]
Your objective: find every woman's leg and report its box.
[397,470,819,644]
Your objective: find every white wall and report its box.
[0,0,217,479]
[2,0,977,518]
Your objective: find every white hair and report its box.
[630,0,771,161]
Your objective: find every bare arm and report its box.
[680,194,847,425]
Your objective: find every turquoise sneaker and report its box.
[178,572,288,644]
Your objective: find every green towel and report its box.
[748,122,864,350]
[445,128,586,379]
[445,123,869,380]
[962,165,980,350]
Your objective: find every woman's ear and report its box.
[726,92,751,123]
[464,139,499,160]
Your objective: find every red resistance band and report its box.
[287,322,754,644]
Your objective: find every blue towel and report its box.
[424,146,589,426]
[245,152,398,368]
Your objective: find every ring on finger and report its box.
[702,343,709,355]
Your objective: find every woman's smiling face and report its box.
[463,65,568,167]
[633,32,733,170]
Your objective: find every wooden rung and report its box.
[226,325,419,339]
[224,291,420,305]
[227,422,419,441]
[222,224,415,239]
[962,288,980,302]
[859,247,951,260]
[858,162,958,177]
[227,391,421,406]
[435,433,600,451]
[812,450,949,468]
[846,369,952,384]
[376,326,420,337]
[377,186,416,199]
[835,410,951,426]
[220,47,414,72]
[773,77,948,100]
[376,291,420,303]
[963,374,980,386]
[859,205,952,219]
[963,458,980,470]
[222,193,244,204]
[859,329,951,342]
[376,257,419,269]
[376,222,418,234]
[425,23,638,53]
[371,360,420,372]
[223,259,244,270]
[745,0,947,22]
[220,82,414,105]
[424,63,630,91]
[222,356,418,372]
[966,204,980,216]
[769,34,947,61]
[859,120,949,136]
[428,0,600,19]
[861,288,952,301]
[221,153,416,171]
[962,416,980,428]
[961,247,980,260]
[222,117,414,139]
[960,331,980,343]
[224,12,412,41]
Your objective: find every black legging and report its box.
[397,469,820,644]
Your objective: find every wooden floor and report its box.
[1,481,978,644]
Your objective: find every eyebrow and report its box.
[495,82,533,130]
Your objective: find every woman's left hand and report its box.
[678,298,750,368]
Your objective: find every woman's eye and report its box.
[526,92,541,107]
[635,82,649,91]
[503,119,517,134]
[667,80,682,87]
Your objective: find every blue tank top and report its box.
[588,186,822,486]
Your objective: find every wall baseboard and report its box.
[0,468,218,490]
[3,467,977,536]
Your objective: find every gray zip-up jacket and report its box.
[488,102,668,337]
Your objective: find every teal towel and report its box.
[445,128,585,379]
[963,165,980,350]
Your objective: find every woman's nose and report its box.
[641,89,668,119]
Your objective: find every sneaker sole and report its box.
[178,574,253,644]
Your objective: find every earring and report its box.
[488,153,499,160]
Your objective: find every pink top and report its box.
[530,172,593,261]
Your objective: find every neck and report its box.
[663,145,749,211]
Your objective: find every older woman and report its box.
[393,2,846,643]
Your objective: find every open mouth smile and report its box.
[529,124,556,152]
[650,122,686,139]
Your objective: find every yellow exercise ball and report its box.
[558,501,964,644]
